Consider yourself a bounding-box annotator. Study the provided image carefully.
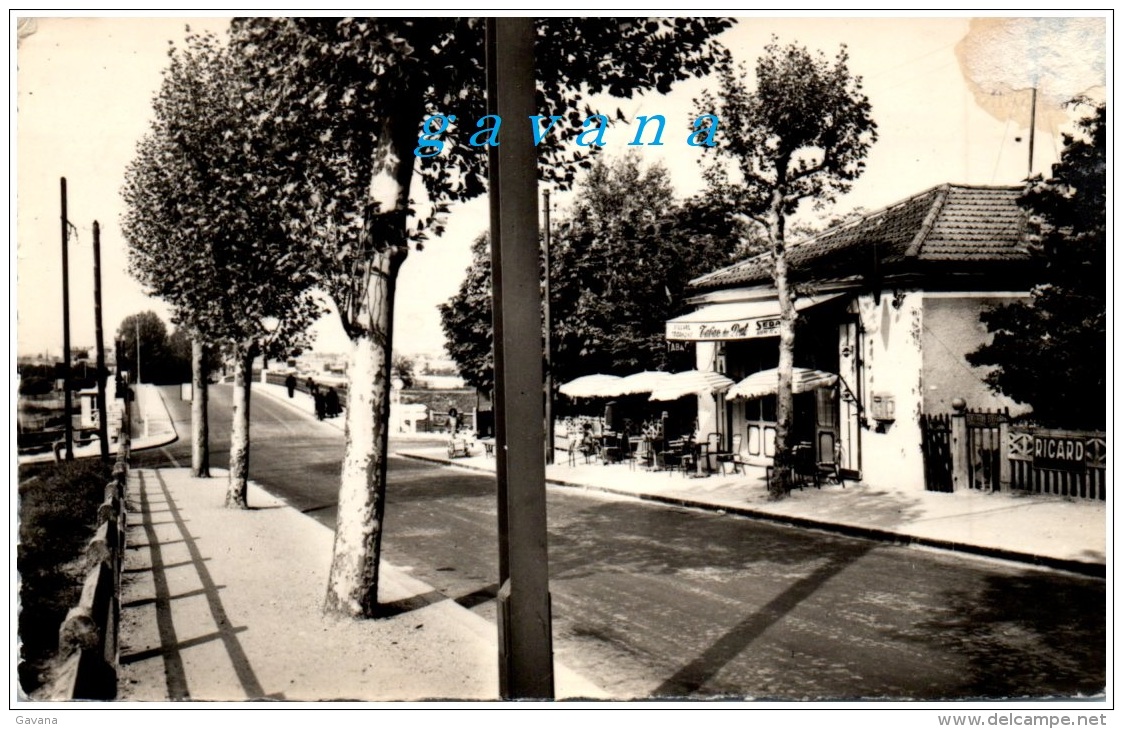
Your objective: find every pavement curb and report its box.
[17,385,179,466]
[131,385,179,453]
[396,451,1106,580]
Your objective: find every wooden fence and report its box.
[42,396,131,700]
[921,405,1106,501]
[1007,427,1107,501]
[920,413,953,493]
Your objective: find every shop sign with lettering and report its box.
[1032,435,1087,471]
[666,317,783,341]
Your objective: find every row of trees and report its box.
[442,41,880,499]
[112,311,221,387]
[17,312,197,396]
[122,16,1101,625]
[123,29,320,504]
[123,18,736,617]
[442,51,1106,488]
[440,153,752,394]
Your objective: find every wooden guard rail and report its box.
[45,397,131,700]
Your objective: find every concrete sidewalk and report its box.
[117,467,607,701]
[396,444,1107,577]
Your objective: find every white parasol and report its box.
[649,369,734,402]
[726,367,838,400]
[599,370,675,397]
[559,374,623,398]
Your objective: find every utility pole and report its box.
[60,178,73,461]
[93,221,109,462]
[1028,86,1038,178]
[543,188,553,466]
[487,16,555,700]
[136,317,142,385]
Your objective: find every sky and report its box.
[12,12,1109,362]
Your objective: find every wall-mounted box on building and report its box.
[870,392,896,423]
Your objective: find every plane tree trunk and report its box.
[191,337,210,478]
[226,347,254,509]
[768,187,795,500]
[324,113,415,617]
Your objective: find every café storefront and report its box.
[664,183,1038,491]
[666,291,863,478]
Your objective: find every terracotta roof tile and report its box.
[689,184,1030,291]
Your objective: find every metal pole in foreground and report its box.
[543,189,553,465]
[60,178,73,461]
[486,17,510,594]
[487,17,555,700]
[93,221,109,462]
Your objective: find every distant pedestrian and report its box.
[313,389,326,421]
[448,407,459,435]
[325,387,340,418]
[285,374,296,398]
[306,377,316,394]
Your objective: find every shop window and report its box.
[745,394,777,423]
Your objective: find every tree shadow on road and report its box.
[907,568,1106,699]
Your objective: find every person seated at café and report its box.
[579,421,598,461]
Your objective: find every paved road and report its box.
[137,384,1107,700]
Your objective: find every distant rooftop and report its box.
[689,184,1032,292]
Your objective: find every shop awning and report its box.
[727,367,838,400]
[665,293,844,341]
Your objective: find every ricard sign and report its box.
[1032,434,1087,470]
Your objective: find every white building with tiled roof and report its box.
[667,184,1036,491]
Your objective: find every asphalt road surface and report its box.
[136,384,1107,700]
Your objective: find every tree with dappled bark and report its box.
[229,17,736,616]
[122,28,321,504]
[695,40,877,499]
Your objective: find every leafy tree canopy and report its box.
[968,100,1106,429]
[696,39,877,223]
[439,233,494,393]
[229,17,735,334]
[114,311,179,385]
[440,153,749,393]
[122,28,321,363]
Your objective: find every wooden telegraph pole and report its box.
[487,17,555,700]
[1028,86,1038,178]
[60,178,73,461]
[93,221,110,462]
